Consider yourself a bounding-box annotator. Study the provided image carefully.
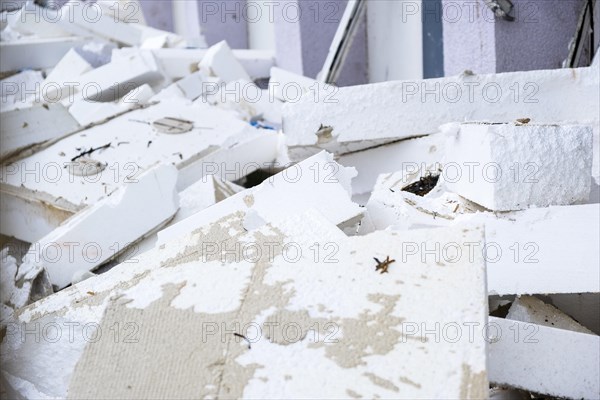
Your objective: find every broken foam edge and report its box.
[282,66,599,160]
[22,164,179,289]
[157,151,361,246]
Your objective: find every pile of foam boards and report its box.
[1,3,599,399]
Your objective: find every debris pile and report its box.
[1,3,599,399]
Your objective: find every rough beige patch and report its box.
[64,212,428,398]
[160,212,247,267]
[262,295,409,370]
[213,177,237,203]
[13,213,251,326]
[214,229,294,398]
[67,283,252,399]
[68,217,305,399]
[459,363,487,400]
[19,268,154,323]
[263,309,322,345]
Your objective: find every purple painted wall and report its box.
[273,0,368,86]
[443,0,586,75]
[273,1,304,75]
[595,0,600,58]
[196,0,248,48]
[336,15,368,87]
[139,0,173,32]
[495,0,583,72]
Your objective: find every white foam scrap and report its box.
[282,66,599,160]
[41,48,93,103]
[444,123,593,211]
[145,48,274,81]
[157,151,362,244]
[506,296,595,334]
[151,71,220,102]
[0,103,80,161]
[338,133,447,197]
[69,50,165,103]
[363,176,600,295]
[360,167,484,234]
[1,98,258,211]
[5,1,70,38]
[203,79,283,124]
[1,36,89,73]
[481,205,600,295]
[55,1,184,48]
[64,211,487,398]
[0,70,44,112]
[198,40,251,83]
[133,175,245,256]
[21,164,178,289]
[68,84,154,126]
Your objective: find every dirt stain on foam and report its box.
[69,216,289,399]
[51,211,412,398]
[459,363,487,399]
[346,389,363,398]
[159,212,247,267]
[364,372,399,392]
[67,282,264,399]
[244,194,255,207]
[398,376,422,389]
[310,294,404,369]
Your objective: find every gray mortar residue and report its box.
[262,309,335,346]
[67,216,296,398]
[16,268,155,324]
[214,228,293,398]
[309,294,404,369]
[67,282,260,399]
[160,212,247,267]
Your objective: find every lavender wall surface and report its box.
[196,0,248,48]
[495,0,583,72]
[443,0,586,75]
[139,0,173,32]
